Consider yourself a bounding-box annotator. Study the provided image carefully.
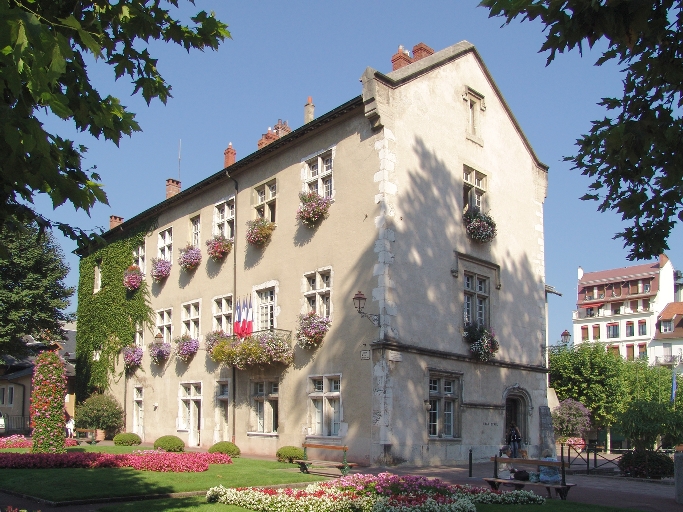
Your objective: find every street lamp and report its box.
[352,290,380,327]
[560,330,571,345]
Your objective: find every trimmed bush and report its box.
[113,432,142,446]
[208,441,241,457]
[75,394,124,434]
[618,450,674,479]
[276,445,304,463]
[31,351,67,453]
[154,435,185,452]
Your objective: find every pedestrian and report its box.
[506,421,522,459]
[65,415,75,438]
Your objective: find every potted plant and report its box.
[211,330,293,369]
[205,235,233,261]
[245,218,276,246]
[178,244,202,271]
[296,312,331,349]
[295,191,332,228]
[463,208,497,243]
[150,258,172,282]
[123,265,143,291]
[150,341,172,365]
[463,323,499,361]
[174,334,199,363]
[205,330,230,354]
[122,345,143,372]
[75,394,124,441]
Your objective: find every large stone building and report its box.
[78,41,552,465]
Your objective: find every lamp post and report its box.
[560,330,571,346]
[352,291,380,327]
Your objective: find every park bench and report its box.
[293,443,357,476]
[74,428,99,445]
[483,456,576,500]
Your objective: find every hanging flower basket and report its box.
[463,208,497,243]
[296,191,332,228]
[210,330,293,369]
[123,265,143,291]
[463,323,499,362]
[205,330,230,354]
[205,235,233,261]
[246,218,276,246]
[150,342,171,365]
[150,258,172,282]
[122,346,143,371]
[178,244,202,271]
[174,334,199,363]
[296,312,331,349]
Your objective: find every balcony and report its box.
[654,355,680,366]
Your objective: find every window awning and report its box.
[579,303,603,309]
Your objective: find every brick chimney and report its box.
[224,142,236,167]
[412,42,434,62]
[166,178,181,199]
[391,45,412,71]
[273,119,291,138]
[304,96,315,124]
[109,215,124,229]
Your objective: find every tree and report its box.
[30,350,67,453]
[0,1,230,254]
[0,222,74,356]
[551,398,591,442]
[480,0,683,260]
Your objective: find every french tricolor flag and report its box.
[246,296,253,336]
[240,298,248,336]
[233,297,242,338]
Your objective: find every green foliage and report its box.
[154,435,185,452]
[113,432,142,446]
[480,0,683,259]
[276,446,304,463]
[551,398,591,441]
[549,343,626,427]
[30,351,67,453]
[617,400,673,452]
[75,393,123,433]
[618,450,674,479]
[0,222,73,356]
[76,226,154,400]
[0,1,230,253]
[621,358,679,404]
[208,441,241,457]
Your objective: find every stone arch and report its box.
[502,384,533,445]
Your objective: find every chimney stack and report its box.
[412,42,434,62]
[391,45,413,71]
[304,96,315,124]
[224,142,236,167]
[166,178,181,199]
[109,215,124,230]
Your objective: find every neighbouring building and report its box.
[77,41,553,465]
[572,255,683,365]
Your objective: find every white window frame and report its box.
[133,386,144,438]
[257,288,275,331]
[133,244,145,272]
[463,87,485,141]
[463,165,487,213]
[464,272,488,327]
[214,198,235,239]
[93,264,101,293]
[303,267,332,319]
[156,308,173,344]
[217,379,231,402]
[304,151,334,198]
[607,323,620,339]
[177,381,202,432]
[307,375,342,437]
[638,321,648,336]
[212,295,233,334]
[662,320,674,333]
[182,300,201,339]
[134,323,144,349]
[254,180,277,222]
[427,373,461,439]
[158,228,173,262]
[249,380,279,434]
[190,215,201,247]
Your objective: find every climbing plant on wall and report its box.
[31,350,67,453]
[76,223,155,401]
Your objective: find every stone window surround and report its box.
[306,373,343,438]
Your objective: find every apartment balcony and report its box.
[654,355,680,366]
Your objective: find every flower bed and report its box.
[150,342,172,365]
[0,435,32,449]
[178,244,202,271]
[123,265,143,291]
[175,334,200,363]
[296,312,331,349]
[151,258,172,282]
[463,208,497,243]
[123,346,143,371]
[0,450,231,472]
[207,473,544,511]
[246,218,276,246]
[206,235,233,260]
[463,323,499,361]
[205,330,230,353]
[296,191,332,228]
[211,330,293,369]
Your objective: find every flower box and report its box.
[296,191,332,228]
[178,244,202,271]
[122,346,143,371]
[205,235,233,261]
[464,208,497,243]
[296,312,331,349]
[150,342,171,365]
[210,330,293,369]
[245,218,276,246]
[205,330,230,354]
[123,265,143,291]
[150,258,172,282]
[463,323,499,361]
[174,334,199,363]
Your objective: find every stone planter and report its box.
[95,429,106,442]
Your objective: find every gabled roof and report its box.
[579,261,659,286]
[659,302,683,321]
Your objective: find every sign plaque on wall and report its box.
[360,350,370,360]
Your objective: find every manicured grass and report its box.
[476,503,640,512]
[99,497,248,511]
[0,456,324,502]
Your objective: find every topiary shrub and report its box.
[75,394,124,435]
[208,441,240,457]
[113,432,142,446]
[30,351,67,453]
[276,445,305,463]
[154,435,185,452]
[618,450,674,479]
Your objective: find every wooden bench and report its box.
[483,456,576,500]
[293,443,358,476]
[74,428,99,445]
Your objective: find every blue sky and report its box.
[37,0,682,344]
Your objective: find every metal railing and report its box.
[655,355,680,366]
[3,415,30,433]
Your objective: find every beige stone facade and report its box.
[96,41,550,465]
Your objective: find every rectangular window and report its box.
[134,324,144,348]
[581,326,589,341]
[626,345,634,361]
[664,343,673,358]
[308,375,342,437]
[182,301,200,339]
[662,320,674,333]
[607,324,620,339]
[427,374,460,439]
[0,388,4,405]
[463,165,486,213]
[642,298,650,311]
[303,269,332,319]
[255,180,276,222]
[250,380,278,433]
[177,382,201,432]
[625,322,634,337]
[156,308,172,344]
[638,321,647,336]
[644,283,651,293]
[133,244,145,271]
[214,199,235,239]
[213,295,233,334]
[586,307,594,317]
[257,288,275,330]
[93,265,101,293]
[306,152,334,198]
[592,324,600,340]
[638,344,647,359]
[464,272,488,327]
[158,228,173,262]
[465,90,484,138]
[8,386,13,406]
[191,215,201,247]
[609,346,620,357]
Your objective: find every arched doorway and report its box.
[503,385,531,444]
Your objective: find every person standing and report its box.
[507,421,522,458]
[65,415,75,438]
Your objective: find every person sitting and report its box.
[539,449,561,484]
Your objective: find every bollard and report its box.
[586,447,590,475]
[594,447,598,469]
[469,448,473,477]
